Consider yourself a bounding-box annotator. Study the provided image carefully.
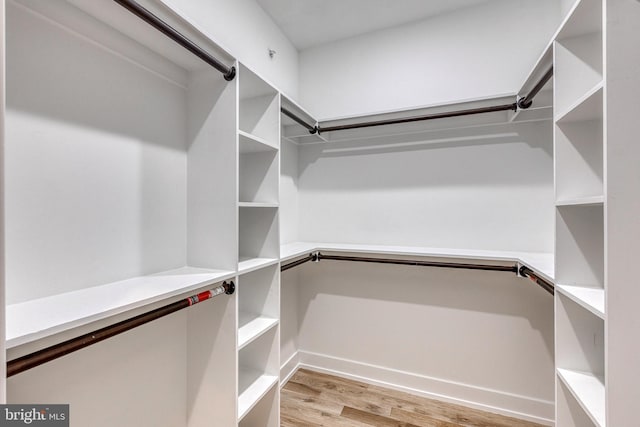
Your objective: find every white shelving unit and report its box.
[236,65,281,427]
[553,0,606,425]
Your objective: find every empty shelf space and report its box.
[239,130,278,153]
[557,369,606,427]
[238,313,279,350]
[238,369,278,421]
[238,257,279,275]
[556,83,603,124]
[238,202,279,208]
[6,266,236,348]
[557,285,605,318]
[557,0,603,40]
[556,196,604,207]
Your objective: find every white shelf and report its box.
[557,369,606,427]
[238,202,279,208]
[556,83,603,124]
[238,257,279,275]
[239,130,277,153]
[238,313,279,350]
[280,242,555,283]
[556,196,604,207]
[6,266,236,348]
[557,285,605,319]
[238,369,278,421]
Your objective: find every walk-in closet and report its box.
[0,0,638,426]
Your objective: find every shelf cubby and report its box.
[556,292,604,376]
[239,65,279,146]
[555,205,604,288]
[554,30,602,117]
[557,371,603,427]
[239,149,279,204]
[238,265,280,350]
[238,207,279,271]
[238,327,279,422]
[555,118,603,202]
[239,386,279,427]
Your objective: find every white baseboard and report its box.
[289,350,554,426]
[280,351,301,388]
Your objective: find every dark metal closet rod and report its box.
[316,253,518,272]
[317,103,518,133]
[113,0,236,81]
[281,107,318,134]
[281,253,316,271]
[7,281,235,378]
[517,67,554,109]
[280,252,554,295]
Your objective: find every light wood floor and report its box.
[280,369,546,427]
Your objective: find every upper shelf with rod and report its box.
[280,242,554,289]
[281,67,554,144]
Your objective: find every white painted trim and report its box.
[279,351,300,387]
[297,350,555,426]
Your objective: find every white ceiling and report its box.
[256,0,493,50]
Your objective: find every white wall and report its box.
[294,260,555,423]
[297,120,554,253]
[299,0,561,119]
[160,0,299,98]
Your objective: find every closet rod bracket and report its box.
[223,280,236,295]
[223,66,237,81]
[517,97,533,110]
[518,264,554,295]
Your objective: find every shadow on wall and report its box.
[298,121,553,190]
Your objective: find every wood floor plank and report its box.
[341,406,423,427]
[281,388,344,415]
[281,399,370,427]
[289,369,391,416]
[283,380,322,397]
[390,407,491,427]
[281,368,547,427]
